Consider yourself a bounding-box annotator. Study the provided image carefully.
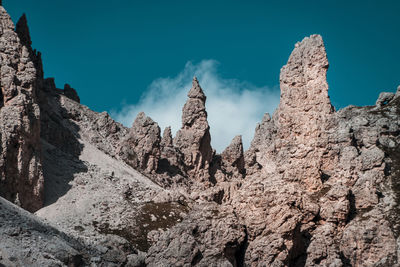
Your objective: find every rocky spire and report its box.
[118,112,161,174]
[174,77,213,182]
[221,135,245,176]
[16,13,44,87]
[181,77,207,126]
[275,34,335,190]
[63,84,80,103]
[278,34,333,132]
[16,14,31,47]
[160,126,173,147]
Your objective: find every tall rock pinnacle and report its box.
[174,77,213,182]
[0,5,43,211]
[182,77,207,126]
[275,34,334,190]
[278,34,333,133]
[16,14,31,47]
[221,135,245,177]
[16,13,44,85]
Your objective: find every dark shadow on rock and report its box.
[288,224,312,267]
[157,158,184,177]
[234,226,249,267]
[40,92,87,206]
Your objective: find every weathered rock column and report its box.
[275,34,334,190]
[174,77,213,183]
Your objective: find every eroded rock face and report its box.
[119,112,161,174]
[174,77,213,183]
[0,9,43,212]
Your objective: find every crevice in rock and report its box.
[339,251,352,267]
[191,250,203,266]
[288,224,312,267]
[320,171,331,183]
[0,86,3,108]
[234,226,249,267]
[346,190,357,223]
[212,189,225,205]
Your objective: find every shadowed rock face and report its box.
[0,8,43,212]
[0,4,400,266]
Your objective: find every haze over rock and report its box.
[0,4,399,266]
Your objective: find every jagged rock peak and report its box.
[221,135,245,174]
[174,77,212,182]
[63,84,80,103]
[118,112,161,174]
[188,76,206,101]
[222,135,244,163]
[181,77,208,127]
[0,4,15,32]
[161,126,173,147]
[133,111,158,128]
[280,34,328,87]
[16,13,31,47]
[279,34,333,116]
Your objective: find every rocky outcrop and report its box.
[221,135,245,175]
[232,35,400,266]
[0,8,43,212]
[245,112,275,174]
[146,203,247,266]
[63,83,80,103]
[159,126,183,176]
[211,135,245,183]
[174,77,213,183]
[118,112,161,174]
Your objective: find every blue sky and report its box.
[4,0,400,151]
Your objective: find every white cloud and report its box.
[111,60,280,152]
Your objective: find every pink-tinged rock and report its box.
[174,77,213,183]
[118,112,161,174]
